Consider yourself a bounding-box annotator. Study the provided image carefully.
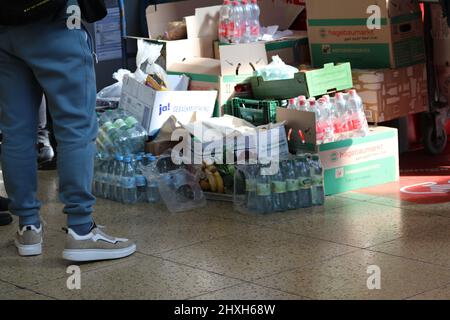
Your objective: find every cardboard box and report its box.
[277,109,400,195]
[251,62,353,100]
[306,0,426,69]
[119,75,217,137]
[214,31,310,66]
[432,5,450,103]
[352,63,428,123]
[167,42,268,115]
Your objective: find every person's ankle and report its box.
[69,222,94,236]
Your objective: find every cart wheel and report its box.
[424,124,448,155]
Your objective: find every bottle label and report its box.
[271,181,287,194]
[250,25,260,36]
[286,179,300,192]
[245,179,257,192]
[135,175,147,187]
[256,183,271,196]
[121,177,136,189]
[298,177,312,189]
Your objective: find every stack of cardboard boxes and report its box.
[306,0,429,124]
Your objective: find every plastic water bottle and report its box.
[249,0,260,42]
[295,155,313,208]
[240,0,252,43]
[282,159,300,210]
[111,119,128,153]
[244,164,258,212]
[271,163,287,212]
[97,121,116,154]
[134,154,147,202]
[334,92,350,140]
[310,155,325,206]
[231,0,243,44]
[113,154,125,202]
[298,96,308,111]
[146,155,161,204]
[348,90,369,137]
[287,98,297,110]
[317,98,334,143]
[93,153,103,196]
[308,98,324,144]
[256,165,273,214]
[121,156,137,204]
[219,0,232,43]
[124,116,148,154]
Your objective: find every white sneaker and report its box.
[62,225,136,262]
[15,225,43,256]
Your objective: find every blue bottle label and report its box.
[121,177,136,189]
[135,175,147,187]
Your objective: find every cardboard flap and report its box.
[165,37,215,67]
[219,43,268,76]
[259,0,305,30]
[146,0,222,39]
[168,57,221,76]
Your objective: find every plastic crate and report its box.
[225,98,285,126]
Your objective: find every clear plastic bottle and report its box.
[310,154,325,206]
[124,116,148,154]
[134,154,147,202]
[93,153,103,197]
[240,0,252,43]
[297,96,308,111]
[287,98,297,110]
[249,0,260,42]
[146,155,161,204]
[111,119,128,154]
[347,89,369,137]
[309,98,324,144]
[121,156,137,204]
[219,0,232,43]
[334,92,349,140]
[295,155,313,208]
[317,98,334,143]
[271,163,287,212]
[103,156,115,200]
[283,159,300,210]
[97,121,116,154]
[231,0,243,44]
[256,165,273,214]
[244,164,258,212]
[112,154,125,202]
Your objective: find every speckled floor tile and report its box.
[191,283,306,300]
[407,283,450,300]
[401,202,450,217]
[266,202,443,248]
[0,283,55,300]
[160,227,355,281]
[369,218,450,268]
[336,192,381,202]
[103,211,259,255]
[198,196,362,227]
[0,227,134,288]
[255,250,450,300]
[31,254,241,300]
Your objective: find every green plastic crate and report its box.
[225,98,283,126]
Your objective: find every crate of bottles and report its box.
[224,98,287,126]
[233,154,325,215]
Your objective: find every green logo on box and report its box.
[331,152,338,162]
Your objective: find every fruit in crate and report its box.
[197,162,233,194]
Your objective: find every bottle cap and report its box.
[288,98,296,105]
[123,156,132,163]
[348,89,356,96]
[115,154,124,161]
[113,119,126,129]
[125,116,138,128]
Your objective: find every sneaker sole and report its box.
[62,243,137,262]
[14,240,42,256]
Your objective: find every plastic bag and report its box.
[255,55,299,81]
[96,69,133,108]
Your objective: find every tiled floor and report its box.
[1,171,450,300]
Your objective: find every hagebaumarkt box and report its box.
[277,109,399,195]
[352,63,429,124]
[306,0,426,69]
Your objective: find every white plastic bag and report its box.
[97,69,133,103]
[255,55,299,81]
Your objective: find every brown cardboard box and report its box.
[352,63,428,124]
[432,5,450,103]
[214,31,310,67]
[306,0,425,69]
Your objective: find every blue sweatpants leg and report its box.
[0,31,42,226]
[0,13,98,228]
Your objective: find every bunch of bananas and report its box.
[198,162,225,193]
